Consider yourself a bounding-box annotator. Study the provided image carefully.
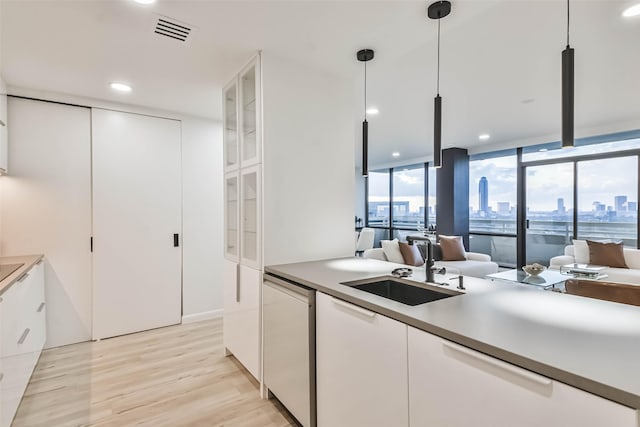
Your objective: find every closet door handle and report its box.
[37,302,46,313]
[173,234,179,247]
[18,328,31,345]
[17,272,29,282]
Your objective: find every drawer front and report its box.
[408,327,638,427]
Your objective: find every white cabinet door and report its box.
[92,109,182,340]
[408,326,637,427]
[240,165,261,269]
[3,98,92,348]
[1,262,46,427]
[224,172,239,261]
[223,78,239,172]
[316,292,408,427]
[223,261,261,380]
[239,57,261,167]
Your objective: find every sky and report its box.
[370,138,640,213]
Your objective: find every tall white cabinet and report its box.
[222,53,357,384]
[223,57,263,380]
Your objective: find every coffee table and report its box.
[486,269,569,290]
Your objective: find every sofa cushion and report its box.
[572,239,590,264]
[399,242,424,267]
[623,249,640,270]
[598,268,640,285]
[587,240,627,268]
[439,235,466,261]
[381,239,405,264]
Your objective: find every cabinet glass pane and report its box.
[242,170,258,262]
[241,66,257,162]
[226,176,238,257]
[224,84,238,168]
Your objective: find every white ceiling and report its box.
[1,0,639,166]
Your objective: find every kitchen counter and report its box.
[265,257,640,409]
[0,254,44,295]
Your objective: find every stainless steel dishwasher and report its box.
[263,273,316,427]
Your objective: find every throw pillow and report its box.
[399,242,424,267]
[586,240,628,268]
[381,239,405,264]
[438,235,467,261]
[572,239,590,264]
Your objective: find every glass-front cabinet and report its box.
[239,58,261,167]
[223,80,239,171]
[240,164,261,269]
[224,173,239,261]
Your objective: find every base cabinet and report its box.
[223,260,260,380]
[316,292,408,427]
[408,326,638,427]
[1,261,46,427]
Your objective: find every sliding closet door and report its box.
[92,109,181,339]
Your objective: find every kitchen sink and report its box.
[341,277,461,306]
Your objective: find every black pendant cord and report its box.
[566,0,570,47]
[436,17,440,96]
[364,59,367,121]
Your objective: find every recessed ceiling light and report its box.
[366,107,379,115]
[110,82,132,93]
[134,0,156,4]
[392,152,400,157]
[622,4,640,17]
[478,134,490,141]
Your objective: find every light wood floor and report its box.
[13,318,298,427]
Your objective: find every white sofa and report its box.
[363,247,499,278]
[549,244,640,285]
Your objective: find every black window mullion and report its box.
[424,162,429,229]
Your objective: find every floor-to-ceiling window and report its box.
[365,163,435,247]
[367,170,391,246]
[468,133,640,267]
[576,157,637,246]
[469,152,517,266]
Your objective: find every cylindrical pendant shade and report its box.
[562,46,574,148]
[434,95,442,168]
[362,119,368,176]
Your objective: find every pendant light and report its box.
[428,1,451,168]
[357,49,374,177]
[562,0,574,148]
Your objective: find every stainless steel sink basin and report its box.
[341,276,462,306]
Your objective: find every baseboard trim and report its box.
[182,309,224,324]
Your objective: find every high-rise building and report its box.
[615,195,627,212]
[479,177,488,214]
[497,202,510,216]
[628,201,637,213]
[557,198,565,214]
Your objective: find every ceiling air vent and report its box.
[154,16,192,42]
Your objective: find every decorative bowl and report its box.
[522,263,546,276]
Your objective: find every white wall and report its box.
[182,117,224,320]
[262,52,355,265]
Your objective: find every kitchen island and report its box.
[265,257,640,427]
